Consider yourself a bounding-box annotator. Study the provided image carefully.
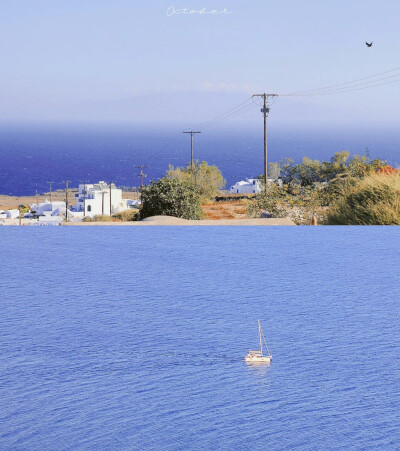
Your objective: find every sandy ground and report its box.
[202,200,248,220]
[61,215,296,226]
[1,216,295,226]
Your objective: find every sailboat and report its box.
[245,320,272,363]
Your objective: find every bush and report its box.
[166,160,225,201]
[140,177,202,220]
[246,183,327,225]
[327,174,400,225]
[246,183,288,219]
[113,210,139,221]
[82,215,113,222]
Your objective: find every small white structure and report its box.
[126,199,141,209]
[230,179,262,194]
[74,182,130,217]
[5,209,20,219]
[31,200,66,217]
[38,215,63,225]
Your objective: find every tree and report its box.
[279,158,297,185]
[297,157,323,186]
[140,177,202,220]
[166,161,225,201]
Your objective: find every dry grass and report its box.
[202,200,248,220]
[327,173,400,225]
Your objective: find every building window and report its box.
[87,205,91,212]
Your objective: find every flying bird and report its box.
[366,42,373,47]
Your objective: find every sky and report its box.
[0,0,399,125]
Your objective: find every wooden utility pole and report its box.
[101,191,105,216]
[109,181,112,215]
[252,94,278,190]
[183,131,201,173]
[82,180,88,217]
[47,181,54,202]
[63,181,71,222]
[134,165,148,193]
[35,189,39,221]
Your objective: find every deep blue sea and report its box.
[1,122,399,195]
[1,227,400,450]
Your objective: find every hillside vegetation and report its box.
[327,174,400,225]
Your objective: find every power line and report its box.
[282,76,400,96]
[282,66,400,96]
[157,96,254,156]
[196,101,256,131]
[195,96,253,129]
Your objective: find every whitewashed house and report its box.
[73,182,131,217]
[5,209,20,219]
[30,200,66,217]
[230,179,262,194]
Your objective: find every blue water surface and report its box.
[0,227,400,450]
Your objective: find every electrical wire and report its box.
[158,96,253,153]
[282,66,400,96]
[282,75,400,96]
[200,101,256,129]
[160,65,400,154]
[195,96,253,129]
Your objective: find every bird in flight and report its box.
[366,42,373,47]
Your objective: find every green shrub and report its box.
[140,177,202,220]
[327,174,400,225]
[166,160,226,202]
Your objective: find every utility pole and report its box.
[252,94,278,190]
[109,181,112,215]
[183,131,201,173]
[134,165,148,194]
[101,191,105,216]
[63,181,71,222]
[82,180,88,217]
[35,189,39,221]
[47,181,54,202]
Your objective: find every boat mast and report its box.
[260,326,271,356]
[258,320,263,355]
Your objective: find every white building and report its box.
[230,179,263,194]
[126,199,141,209]
[74,182,131,217]
[30,200,66,217]
[5,209,20,219]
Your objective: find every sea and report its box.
[1,227,400,450]
[0,122,399,196]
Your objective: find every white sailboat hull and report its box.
[245,354,272,364]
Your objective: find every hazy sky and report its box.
[0,0,399,124]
